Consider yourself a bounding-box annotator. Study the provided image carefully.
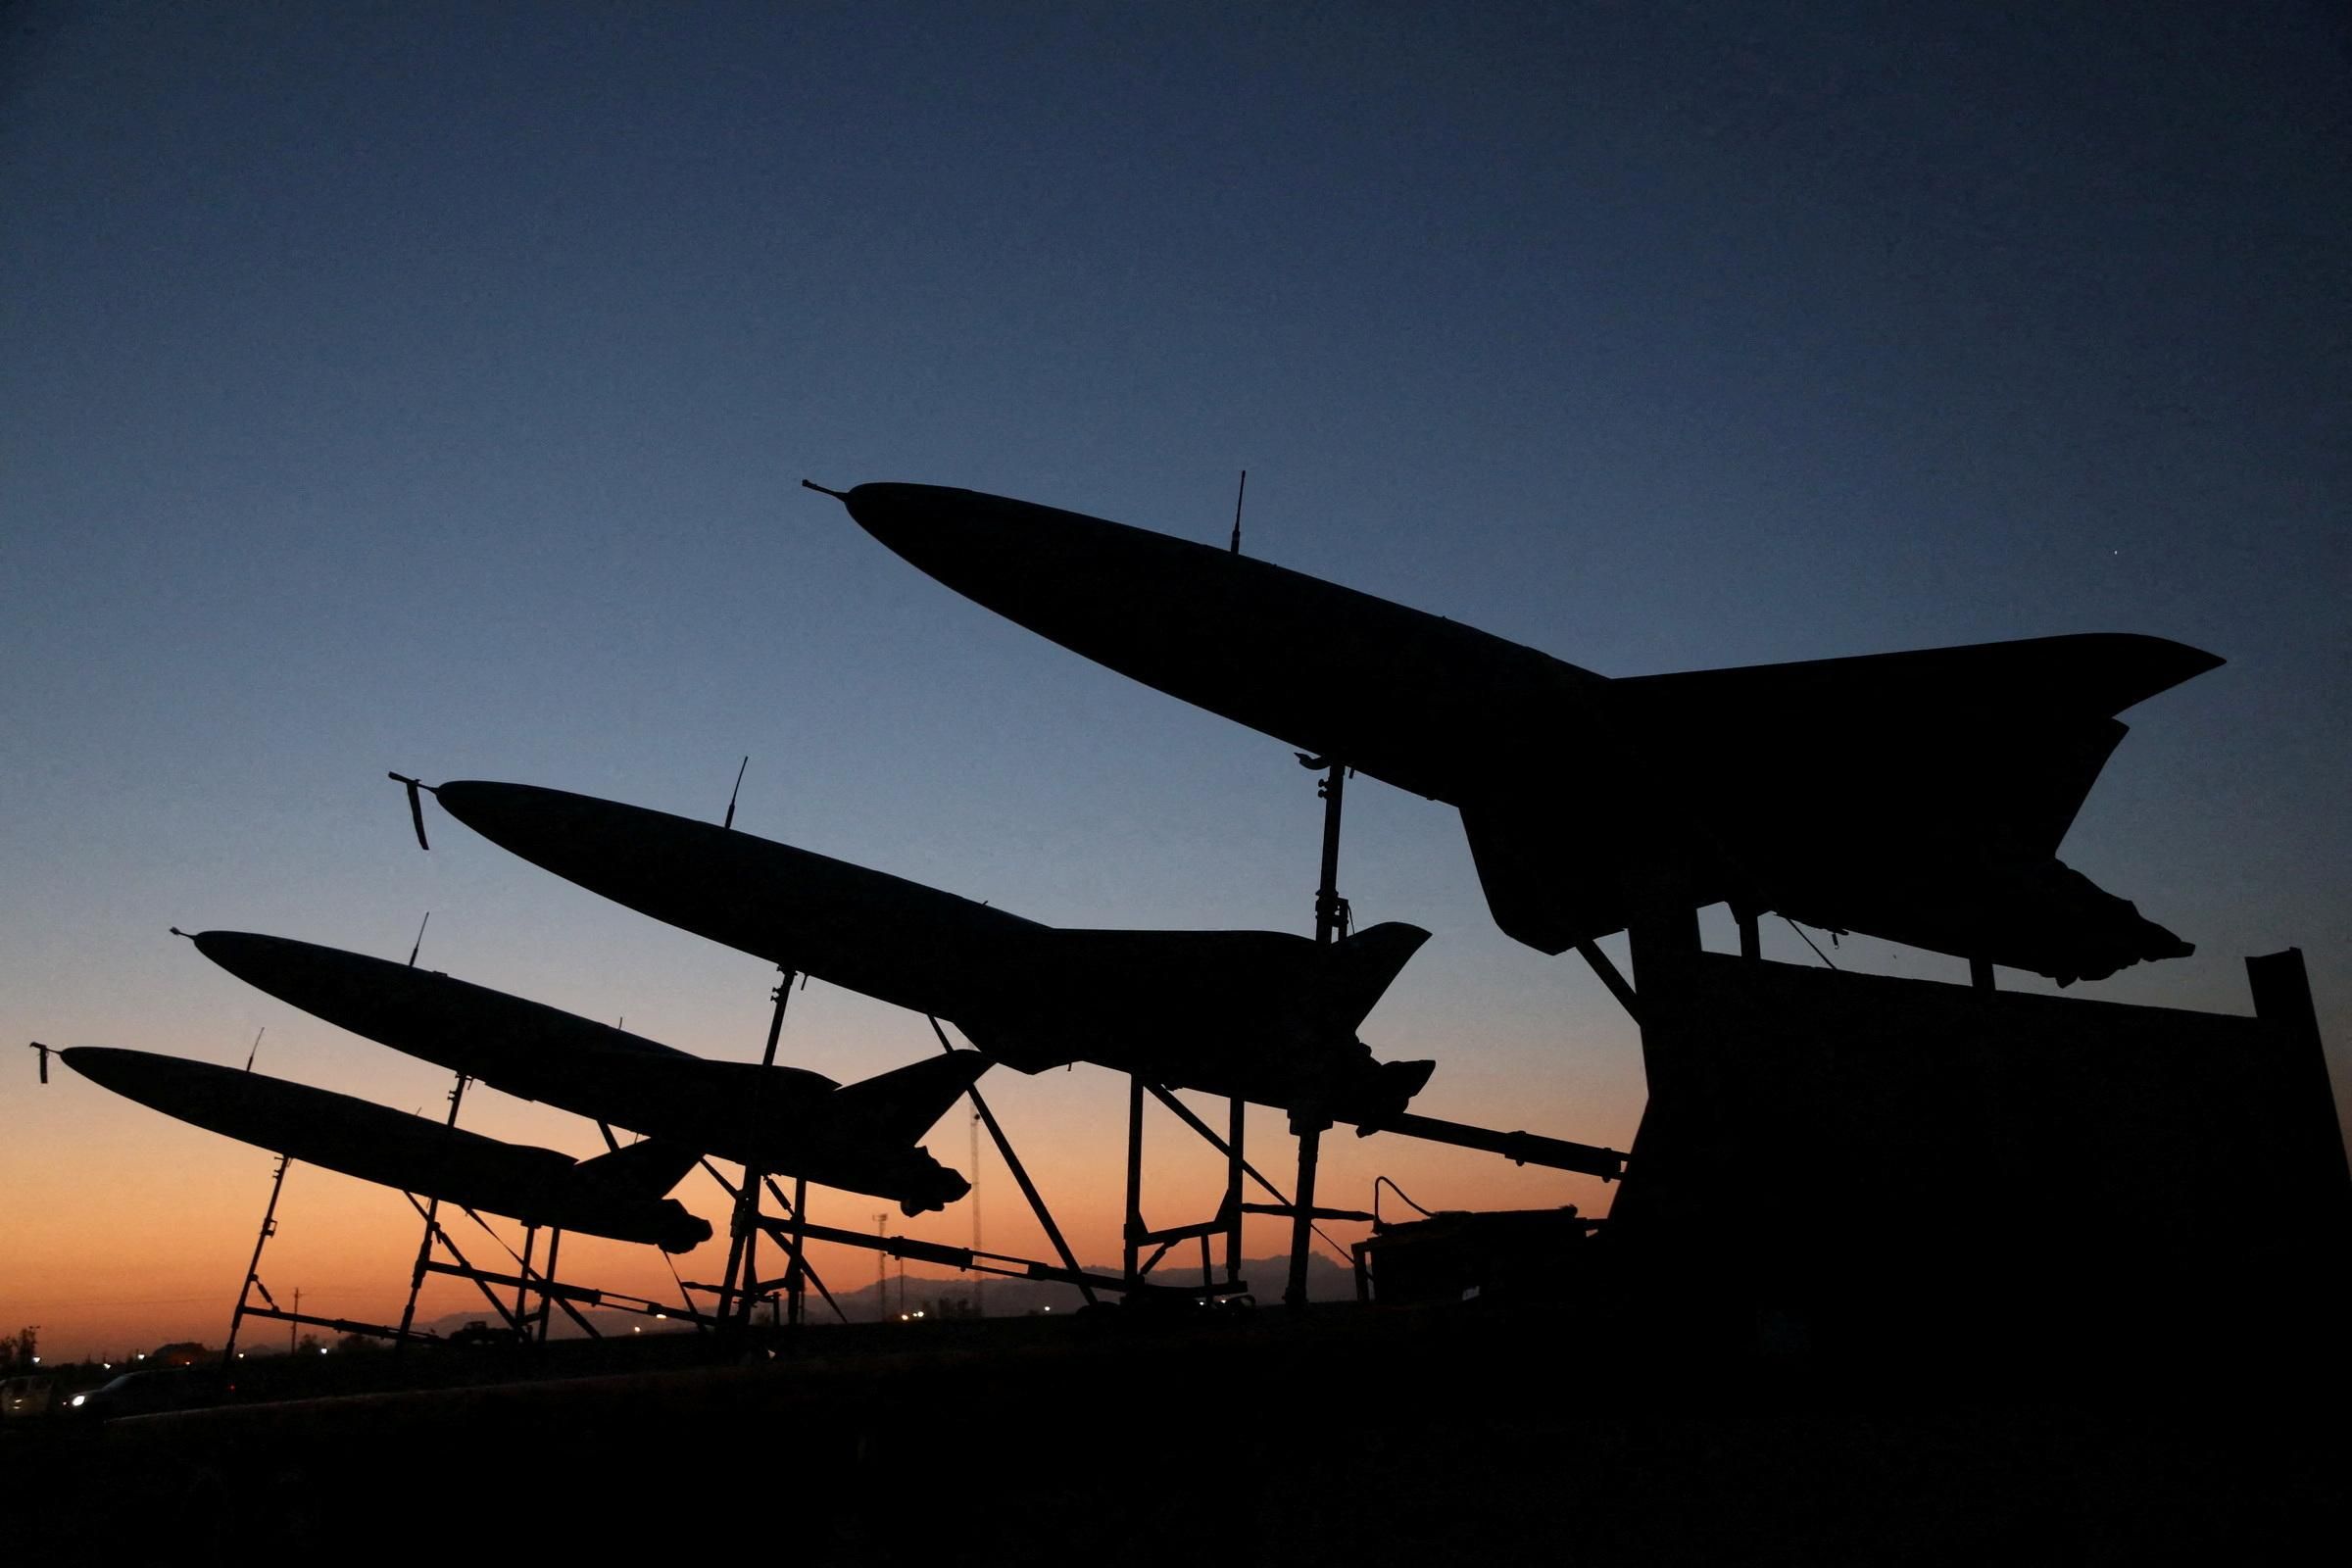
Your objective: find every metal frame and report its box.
[713,967,801,1330]
[1119,1074,1259,1298]
[221,1155,425,1359]
[394,1067,473,1343]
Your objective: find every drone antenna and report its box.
[243,1027,265,1072]
[407,911,430,969]
[723,756,750,830]
[1228,469,1248,556]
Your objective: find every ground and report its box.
[6,1304,2344,1563]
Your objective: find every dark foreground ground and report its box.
[6,1303,2345,1564]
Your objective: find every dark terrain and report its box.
[7,1302,2344,1563]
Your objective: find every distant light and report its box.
[318,1347,327,1355]
[135,1353,145,1360]
[1043,1306,1052,1313]
[70,1394,85,1408]
[236,1353,244,1359]
[655,1312,665,1320]
[102,1362,110,1369]
[899,1313,908,1321]
[632,1326,641,1334]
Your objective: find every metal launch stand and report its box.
[212,1060,711,1363]
[1124,749,1631,1309]
[1090,758,1379,1312]
[675,940,1625,1323]
[374,1014,707,1345]
[684,967,1123,1323]
[221,1152,417,1360]
[399,1190,693,1344]
[706,966,813,1332]
[1277,759,1637,1307]
[1286,757,1348,1307]
[220,1143,679,1363]
[1107,755,1636,1313]
[349,764,1623,1337]
[677,747,1631,1324]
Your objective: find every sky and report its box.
[4,1,2346,1357]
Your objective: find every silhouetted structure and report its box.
[191,930,984,1215]
[819,481,2216,988]
[801,477,2352,1380]
[1609,948,2352,1371]
[418,778,1440,1128]
[1355,1204,1599,1306]
[58,1047,711,1250]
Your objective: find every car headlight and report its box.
[70,1394,86,1407]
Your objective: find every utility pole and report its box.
[874,1213,888,1322]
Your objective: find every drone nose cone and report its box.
[834,483,1027,582]
[59,1046,191,1103]
[431,778,515,825]
[837,482,1187,648]
[432,780,573,853]
[58,1045,130,1088]
[433,781,684,909]
[832,481,939,542]
[192,930,352,998]
[188,929,277,980]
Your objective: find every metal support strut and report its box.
[396,1070,471,1346]
[718,967,796,1331]
[1288,756,1348,1310]
[1124,1072,1147,1289]
[929,1017,1098,1305]
[221,1152,292,1364]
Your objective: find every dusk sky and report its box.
[6,2,2346,1356]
